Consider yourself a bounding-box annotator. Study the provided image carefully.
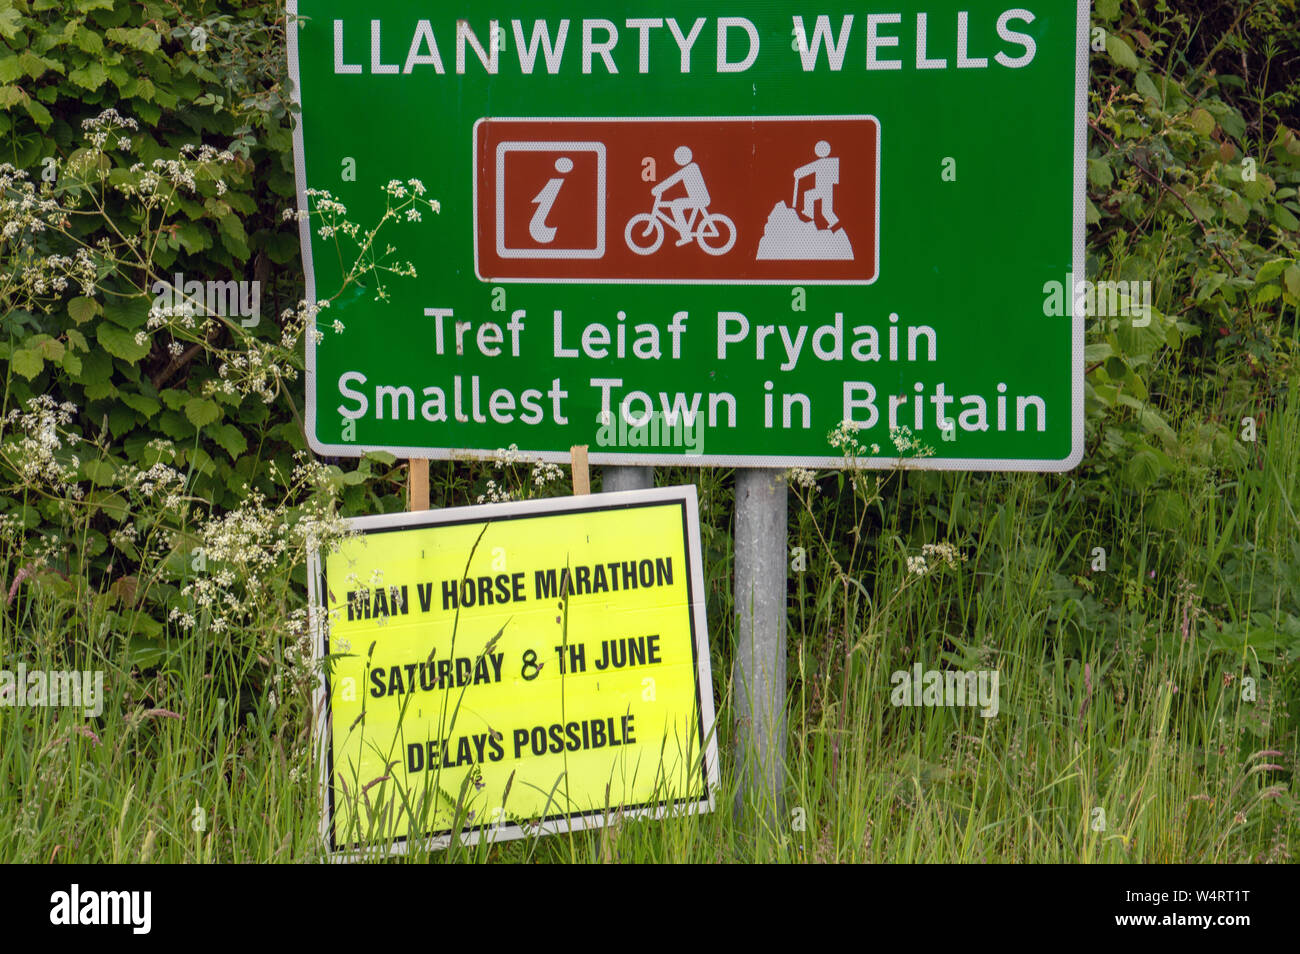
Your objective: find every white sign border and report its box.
[289,2,1087,473]
[493,138,607,259]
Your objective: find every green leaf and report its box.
[217,215,251,260]
[1205,101,1247,141]
[124,611,163,639]
[0,56,19,83]
[1254,259,1286,284]
[38,336,64,361]
[88,491,130,521]
[184,397,221,428]
[160,389,190,411]
[1252,283,1281,305]
[11,347,44,380]
[254,230,300,265]
[157,409,195,440]
[79,458,118,485]
[187,445,217,476]
[105,26,160,52]
[175,220,211,253]
[1147,490,1189,532]
[17,51,58,80]
[68,60,108,90]
[1242,176,1273,202]
[106,63,130,89]
[101,296,149,329]
[76,349,116,398]
[1285,266,1300,299]
[121,392,160,418]
[22,96,50,127]
[107,404,138,437]
[1084,342,1114,363]
[125,634,171,665]
[1222,193,1248,225]
[1087,157,1113,188]
[0,8,24,39]
[152,83,177,109]
[68,296,100,324]
[1181,191,1216,221]
[123,76,155,101]
[1105,34,1139,71]
[97,322,150,361]
[210,423,248,459]
[132,98,160,125]
[1187,108,1215,138]
[219,191,257,215]
[1273,204,1299,230]
[1124,445,1174,484]
[1135,70,1162,104]
[1208,615,1299,656]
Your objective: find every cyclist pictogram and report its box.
[624,146,736,256]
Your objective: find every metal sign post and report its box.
[602,466,653,493]
[732,469,788,823]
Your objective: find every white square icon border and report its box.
[494,140,606,259]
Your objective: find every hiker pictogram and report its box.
[757,140,854,261]
[624,146,737,256]
[795,140,840,228]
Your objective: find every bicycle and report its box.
[624,194,737,256]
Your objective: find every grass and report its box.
[0,377,1295,863]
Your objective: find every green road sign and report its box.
[289,1,1088,469]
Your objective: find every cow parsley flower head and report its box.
[787,467,818,491]
[828,420,864,456]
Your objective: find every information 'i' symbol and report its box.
[529,156,573,244]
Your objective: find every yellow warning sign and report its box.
[309,486,717,854]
